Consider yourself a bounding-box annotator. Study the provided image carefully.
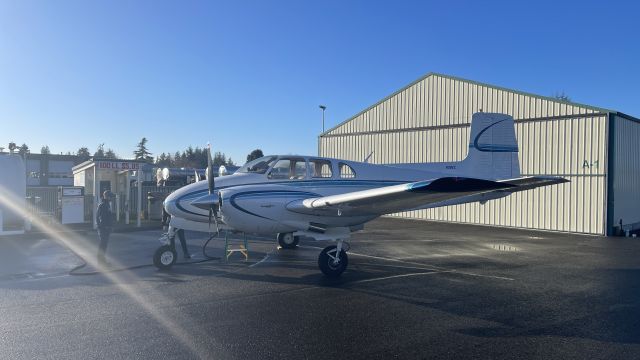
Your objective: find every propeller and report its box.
[206,143,220,234]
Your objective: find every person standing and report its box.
[97,190,114,265]
[174,228,191,259]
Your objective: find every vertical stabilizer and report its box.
[462,112,520,180]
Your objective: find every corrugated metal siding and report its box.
[324,74,599,136]
[319,74,608,234]
[612,116,640,227]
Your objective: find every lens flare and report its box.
[0,184,215,359]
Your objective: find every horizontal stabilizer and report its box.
[498,176,569,193]
[409,177,516,193]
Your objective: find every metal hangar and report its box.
[318,73,640,235]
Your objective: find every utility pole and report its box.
[319,105,326,132]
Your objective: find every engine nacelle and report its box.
[218,185,308,235]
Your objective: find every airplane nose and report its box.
[163,193,179,217]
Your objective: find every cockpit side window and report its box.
[309,159,333,178]
[339,163,356,179]
[268,158,307,180]
[237,156,278,174]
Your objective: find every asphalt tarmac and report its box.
[1,218,640,359]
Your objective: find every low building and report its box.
[25,153,82,187]
[72,158,154,227]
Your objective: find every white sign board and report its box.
[62,188,83,197]
[61,197,85,224]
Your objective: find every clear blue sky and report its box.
[1,0,638,163]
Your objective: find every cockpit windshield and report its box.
[237,156,278,174]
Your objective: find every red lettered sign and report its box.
[97,161,141,170]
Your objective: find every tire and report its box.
[153,245,177,270]
[318,245,348,278]
[277,233,299,249]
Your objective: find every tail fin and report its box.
[462,112,520,180]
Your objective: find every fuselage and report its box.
[164,155,458,235]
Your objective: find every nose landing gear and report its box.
[154,229,178,270]
[153,245,177,270]
[277,232,300,249]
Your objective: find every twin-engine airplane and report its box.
[155,112,568,277]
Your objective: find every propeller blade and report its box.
[206,143,219,234]
[206,143,214,195]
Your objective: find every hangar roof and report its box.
[321,72,624,136]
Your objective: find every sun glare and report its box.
[0,184,212,359]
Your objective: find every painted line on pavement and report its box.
[299,245,514,281]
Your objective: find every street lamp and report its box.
[319,105,326,132]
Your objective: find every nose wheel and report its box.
[153,245,177,270]
[277,232,299,249]
[318,243,348,278]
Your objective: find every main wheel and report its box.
[277,232,299,249]
[153,245,177,270]
[318,245,348,278]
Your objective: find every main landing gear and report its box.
[277,232,349,277]
[277,232,300,249]
[318,240,349,278]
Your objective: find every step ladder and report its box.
[223,231,249,261]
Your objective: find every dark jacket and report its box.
[97,201,113,229]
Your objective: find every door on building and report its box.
[99,181,111,197]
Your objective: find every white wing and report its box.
[286,176,568,217]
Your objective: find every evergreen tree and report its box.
[94,143,105,158]
[8,142,17,153]
[553,91,571,102]
[77,147,91,159]
[247,149,264,162]
[185,146,195,167]
[105,148,117,159]
[40,145,51,155]
[155,152,173,167]
[134,137,153,162]
[18,143,29,156]
[213,152,227,167]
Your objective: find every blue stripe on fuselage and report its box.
[174,180,402,218]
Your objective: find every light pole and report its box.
[319,105,326,132]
